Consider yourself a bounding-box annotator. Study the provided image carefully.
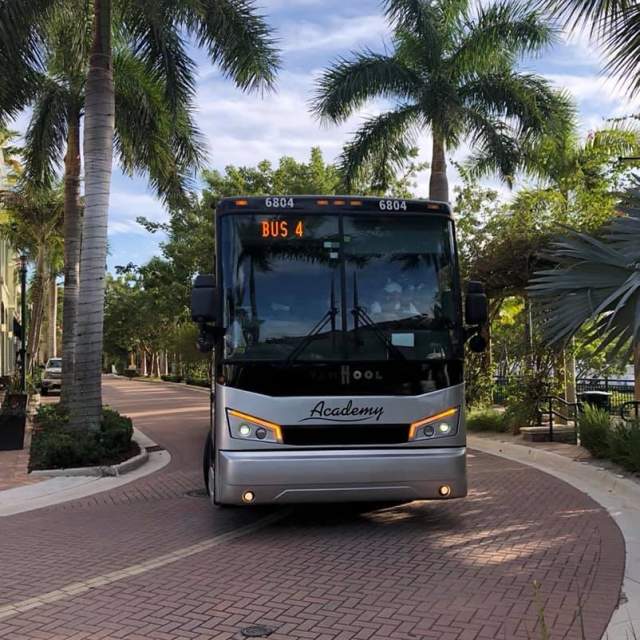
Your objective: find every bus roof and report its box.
[216,195,452,216]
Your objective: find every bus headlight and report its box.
[227,409,283,443]
[409,408,458,441]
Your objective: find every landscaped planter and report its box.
[0,393,27,451]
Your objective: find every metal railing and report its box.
[494,376,635,414]
[537,395,581,442]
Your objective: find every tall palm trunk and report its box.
[634,341,640,402]
[60,109,82,408]
[47,273,58,359]
[429,135,449,202]
[27,247,47,371]
[69,0,114,431]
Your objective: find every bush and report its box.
[466,408,507,432]
[609,420,640,473]
[30,405,136,470]
[579,405,611,458]
[185,377,209,388]
[161,375,183,383]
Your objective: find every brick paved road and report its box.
[0,378,624,640]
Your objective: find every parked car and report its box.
[41,358,62,395]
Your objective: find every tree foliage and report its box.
[312,0,573,199]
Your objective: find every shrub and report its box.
[185,377,209,388]
[100,408,133,451]
[609,420,640,473]
[466,408,507,432]
[579,405,611,458]
[161,375,183,383]
[30,405,136,470]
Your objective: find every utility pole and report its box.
[19,254,27,394]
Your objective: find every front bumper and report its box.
[215,447,467,505]
[41,379,61,390]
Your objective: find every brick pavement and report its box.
[0,448,39,491]
[0,378,625,639]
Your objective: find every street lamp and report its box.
[19,254,27,394]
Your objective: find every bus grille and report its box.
[281,424,409,446]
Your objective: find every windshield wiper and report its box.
[351,274,407,361]
[285,277,338,365]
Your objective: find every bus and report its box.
[191,195,487,506]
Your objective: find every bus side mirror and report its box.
[191,274,218,324]
[465,281,488,326]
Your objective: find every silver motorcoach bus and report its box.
[191,195,487,506]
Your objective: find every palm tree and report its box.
[536,0,640,96]
[312,0,573,202]
[528,179,640,400]
[1,0,279,430]
[1,0,206,408]
[0,184,64,371]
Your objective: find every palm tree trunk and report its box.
[69,0,114,431]
[429,135,449,202]
[27,248,47,372]
[634,341,640,402]
[47,274,58,359]
[60,109,82,408]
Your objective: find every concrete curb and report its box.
[468,435,640,640]
[30,430,149,478]
[0,428,170,517]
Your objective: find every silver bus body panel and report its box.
[216,447,466,504]
[211,382,467,504]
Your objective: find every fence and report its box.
[493,377,635,413]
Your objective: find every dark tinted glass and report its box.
[221,213,461,361]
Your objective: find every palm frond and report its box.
[463,110,520,185]
[312,52,419,123]
[0,0,53,69]
[113,48,205,207]
[537,0,630,37]
[338,105,421,191]
[21,77,69,188]
[528,201,640,357]
[384,0,431,30]
[119,0,197,113]
[452,1,556,74]
[185,0,280,92]
[462,73,575,142]
[601,2,640,95]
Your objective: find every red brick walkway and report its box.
[0,378,624,640]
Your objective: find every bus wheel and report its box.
[203,434,213,495]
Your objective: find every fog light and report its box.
[242,490,255,503]
[255,427,267,439]
[239,424,251,437]
[423,425,435,437]
[437,423,451,434]
[439,484,451,497]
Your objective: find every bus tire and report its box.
[203,433,212,495]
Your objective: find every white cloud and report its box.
[195,69,386,170]
[108,189,167,236]
[280,14,388,53]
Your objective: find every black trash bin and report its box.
[578,390,611,412]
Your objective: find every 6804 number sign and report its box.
[378,199,407,211]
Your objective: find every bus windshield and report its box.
[221,212,462,362]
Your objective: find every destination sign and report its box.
[260,219,305,239]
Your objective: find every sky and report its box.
[11,0,640,270]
